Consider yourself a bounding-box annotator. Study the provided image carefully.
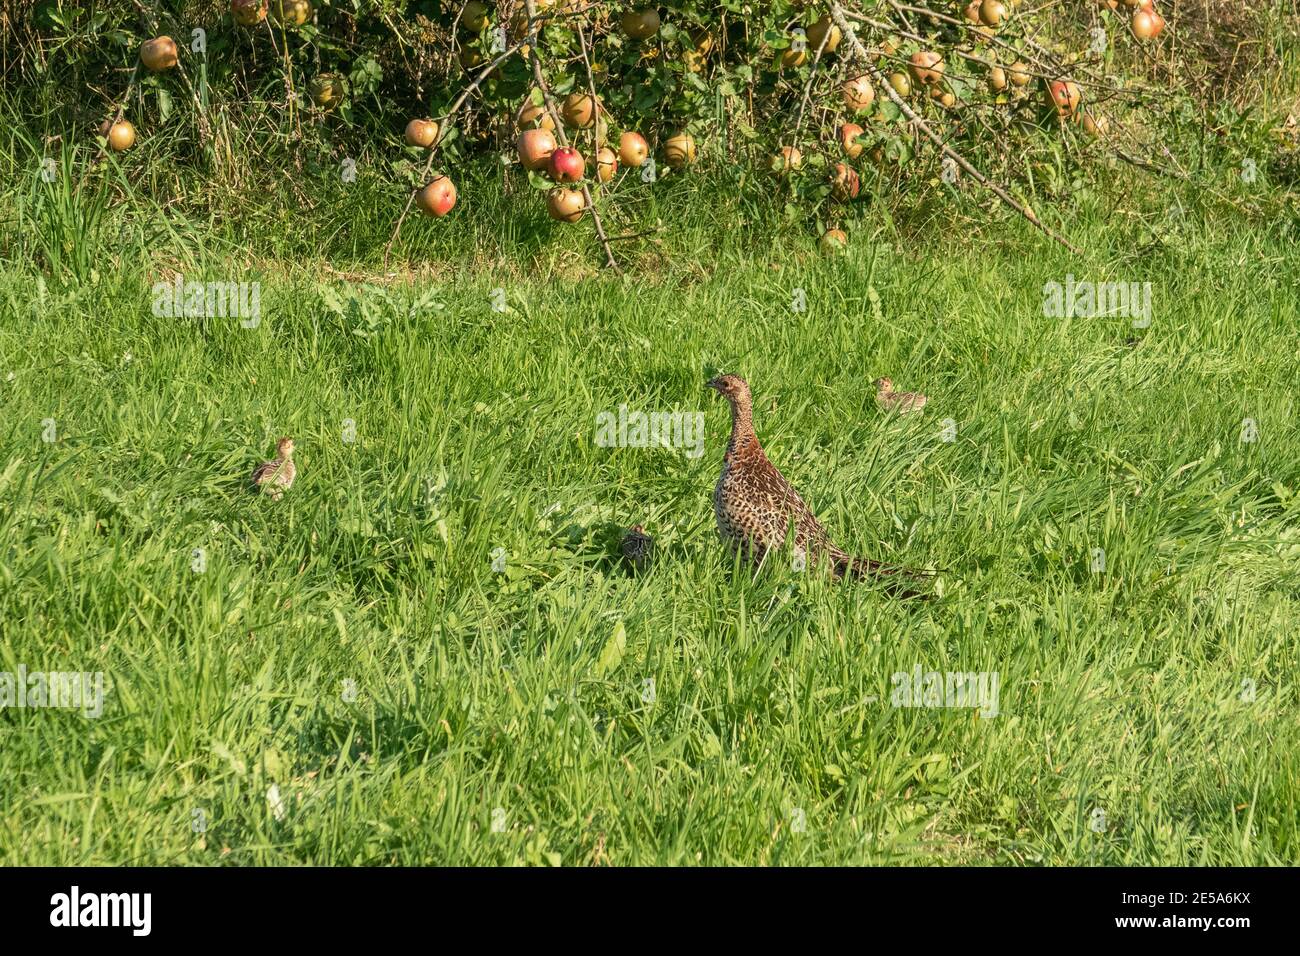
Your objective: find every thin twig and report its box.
[1115,148,1190,181]
[576,23,604,155]
[87,62,140,176]
[790,22,834,150]
[382,36,529,266]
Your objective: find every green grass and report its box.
[1,151,1298,865]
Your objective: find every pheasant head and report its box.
[873,377,893,395]
[276,437,296,458]
[707,374,757,453]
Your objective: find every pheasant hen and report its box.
[708,375,925,591]
[252,436,296,500]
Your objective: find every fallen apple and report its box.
[908,51,945,86]
[839,123,866,159]
[830,162,860,201]
[1077,111,1109,137]
[663,132,696,169]
[101,119,136,152]
[842,75,875,112]
[771,146,802,176]
[1044,79,1081,119]
[309,74,345,109]
[1132,8,1162,39]
[979,0,1009,27]
[820,229,849,254]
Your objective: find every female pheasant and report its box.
[708,375,926,590]
[252,437,296,500]
[874,377,928,415]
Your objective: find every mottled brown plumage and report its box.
[708,375,925,592]
[874,377,928,415]
[252,436,296,500]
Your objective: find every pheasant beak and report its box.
[706,376,724,393]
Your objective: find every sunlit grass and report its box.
[0,137,1297,865]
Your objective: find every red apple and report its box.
[839,123,865,159]
[416,176,456,217]
[1045,80,1081,118]
[770,146,802,176]
[820,229,849,254]
[1132,9,1163,39]
[517,127,557,171]
[908,51,945,86]
[548,146,585,183]
[830,162,860,201]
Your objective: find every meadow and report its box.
[0,143,1297,866]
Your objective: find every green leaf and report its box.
[595,621,626,677]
